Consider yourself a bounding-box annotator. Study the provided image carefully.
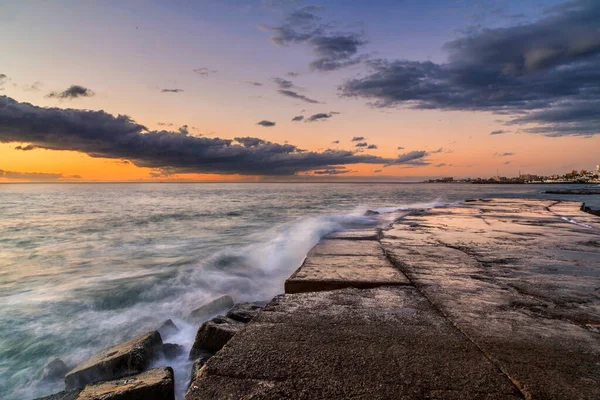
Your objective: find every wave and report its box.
[8,200,450,400]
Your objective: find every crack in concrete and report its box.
[380,237,530,399]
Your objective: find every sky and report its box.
[1,0,599,182]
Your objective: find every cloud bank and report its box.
[340,0,600,137]
[0,96,434,176]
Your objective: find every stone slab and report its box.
[77,367,174,400]
[285,254,410,294]
[65,331,163,390]
[307,239,384,256]
[323,229,380,240]
[186,287,521,399]
[381,198,600,400]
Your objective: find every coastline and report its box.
[34,198,600,399]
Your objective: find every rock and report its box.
[189,316,244,360]
[186,295,234,324]
[157,319,179,339]
[64,331,163,390]
[41,358,70,381]
[189,356,210,386]
[161,343,184,360]
[364,210,379,216]
[77,367,174,400]
[34,389,81,400]
[226,303,263,323]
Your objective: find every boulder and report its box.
[189,356,210,386]
[226,302,263,323]
[189,316,244,360]
[64,331,163,390]
[157,319,179,339]
[161,343,184,360]
[77,367,174,400]
[34,389,81,400]
[41,358,70,381]
[186,295,234,324]
[364,210,379,216]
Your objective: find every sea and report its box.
[1,182,598,400]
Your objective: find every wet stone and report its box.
[41,358,70,381]
[64,331,163,390]
[226,302,263,323]
[189,316,245,360]
[186,295,234,324]
[77,367,174,400]
[161,343,184,360]
[157,319,179,339]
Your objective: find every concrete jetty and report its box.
[186,199,600,399]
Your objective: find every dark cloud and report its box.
[331,140,340,144]
[397,146,405,150]
[0,169,79,181]
[287,72,300,77]
[351,136,365,141]
[312,167,352,175]
[47,85,95,99]
[355,142,368,147]
[367,144,378,149]
[340,0,600,137]
[387,151,430,166]
[272,77,295,89]
[306,112,333,122]
[373,169,382,173]
[257,120,276,127]
[161,89,184,93]
[248,81,263,86]
[291,115,304,121]
[235,137,267,147]
[157,122,174,127]
[494,152,515,156]
[193,67,217,77]
[434,163,447,167]
[14,144,36,151]
[278,89,320,103]
[490,130,509,135]
[0,74,7,90]
[504,161,511,165]
[0,96,436,175]
[261,6,367,71]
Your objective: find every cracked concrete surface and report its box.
[186,199,600,399]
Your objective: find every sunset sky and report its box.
[1,0,599,182]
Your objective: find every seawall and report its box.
[186,198,600,399]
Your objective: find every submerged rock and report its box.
[157,319,179,339]
[189,316,244,360]
[186,295,234,324]
[41,358,70,381]
[64,331,163,390]
[226,302,263,323]
[77,367,174,400]
[161,343,184,360]
[364,210,379,216]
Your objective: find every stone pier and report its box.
[186,199,600,399]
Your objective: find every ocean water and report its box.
[0,182,598,400]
